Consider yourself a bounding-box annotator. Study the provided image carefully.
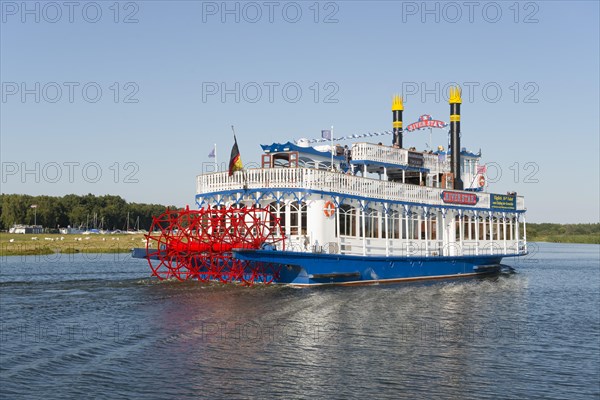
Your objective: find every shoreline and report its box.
[1,233,597,256]
[0,233,146,256]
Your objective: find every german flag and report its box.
[228,135,243,176]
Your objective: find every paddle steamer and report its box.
[191,87,527,285]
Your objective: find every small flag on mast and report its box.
[477,164,487,174]
[208,147,215,158]
[321,130,332,140]
[228,135,243,176]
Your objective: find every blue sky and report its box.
[1,0,599,223]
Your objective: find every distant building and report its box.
[59,226,84,234]
[9,224,44,234]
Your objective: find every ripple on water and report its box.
[0,244,599,399]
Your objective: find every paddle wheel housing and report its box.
[145,206,285,285]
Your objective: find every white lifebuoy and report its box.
[323,201,335,218]
[478,175,486,187]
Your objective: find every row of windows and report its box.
[338,205,437,240]
[458,216,518,241]
[339,205,519,241]
[222,202,519,241]
[268,201,307,236]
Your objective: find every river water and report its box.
[0,243,598,399]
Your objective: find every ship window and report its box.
[510,216,516,240]
[403,211,418,240]
[496,216,502,240]
[485,215,494,240]
[426,215,437,240]
[338,204,357,237]
[454,215,460,241]
[489,215,500,240]
[463,159,475,176]
[364,208,380,238]
[465,214,473,240]
[298,158,311,168]
[268,201,286,237]
[289,201,307,236]
[386,209,401,239]
[273,157,288,168]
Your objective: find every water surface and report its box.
[1,243,598,399]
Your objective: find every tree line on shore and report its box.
[525,223,599,244]
[1,193,598,242]
[0,194,176,232]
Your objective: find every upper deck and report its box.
[350,142,451,172]
[197,167,525,212]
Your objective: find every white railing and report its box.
[197,168,526,212]
[350,142,451,173]
[256,234,524,257]
[337,237,523,257]
[351,142,407,165]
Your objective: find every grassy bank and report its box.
[2,224,598,256]
[528,234,599,245]
[0,233,147,256]
[526,223,600,245]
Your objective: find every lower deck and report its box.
[197,191,527,259]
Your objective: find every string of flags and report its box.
[296,130,396,144]
[296,115,450,144]
[295,128,454,145]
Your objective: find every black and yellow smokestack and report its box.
[449,86,463,190]
[392,95,404,147]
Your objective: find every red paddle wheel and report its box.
[145,206,285,285]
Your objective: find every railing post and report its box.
[424,207,429,257]
[336,195,341,255]
[384,203,390,257]
[523,214,527,253]
[503,212,507,255]
[361,200,366,256]
[489,211,494,255]
[404,205,410,257]
[458,209,463,256]
[474,211,480,256]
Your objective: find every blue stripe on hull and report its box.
[233,250,517,286]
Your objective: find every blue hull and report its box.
[233,249,518,286]
[132,247,519,286]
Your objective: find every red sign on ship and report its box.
[441,191,478,205]
[406,114,448,132]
